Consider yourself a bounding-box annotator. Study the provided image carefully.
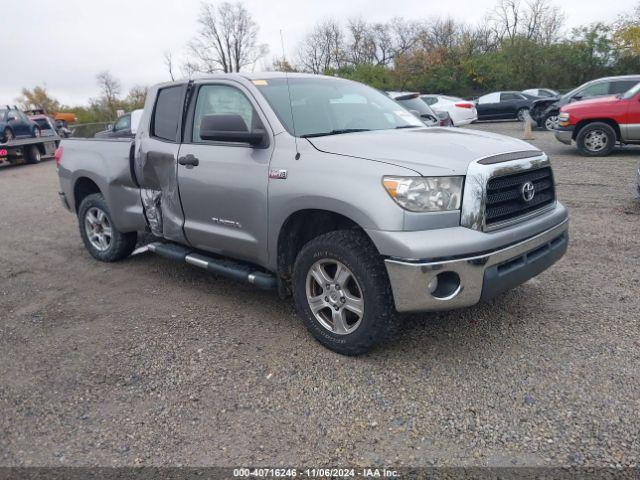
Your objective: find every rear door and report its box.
[476,93,501,119]
[176,81,273,266]
[134,83,188,243]
[499,92,521,117]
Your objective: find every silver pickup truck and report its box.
[57,73,568,355]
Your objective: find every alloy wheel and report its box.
[305,259,364,335]
[544,115,558,131]
[84,207,112,251]
[584,129,608,152]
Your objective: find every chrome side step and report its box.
[146,242,277,290]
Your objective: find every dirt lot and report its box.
[1,122,639,468]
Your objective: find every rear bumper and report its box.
[555,127,574,145]
[384,219,568,312]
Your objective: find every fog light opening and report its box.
[429,271,461,300]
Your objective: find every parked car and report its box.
[475,91,535,121]
[94,109,143,138]
[555,82,640,156]
[57,73,568,355]
[387,92,439,126]
[421,94,478,126]
[522,88,559,98]
[28,114,57,137]
[531,75,640,131]
[1,107,41,143]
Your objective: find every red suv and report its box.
[555,82,640,156]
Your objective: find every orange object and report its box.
[54,112,77,123]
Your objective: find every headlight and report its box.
[383,176,463,212]
[558,112,570,125]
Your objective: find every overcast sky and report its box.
[2,0,635,106]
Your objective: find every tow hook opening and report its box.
[428,271,462,300]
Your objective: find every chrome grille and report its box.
[485,167,555,228]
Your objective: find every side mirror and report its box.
[571,95,582,102]
[421,113,438,123]
[107,123,113,130]
[199,114,265,146]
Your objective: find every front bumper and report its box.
[384,219,568,312]
[555,127,574,145]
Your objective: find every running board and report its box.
[146,242,277,290]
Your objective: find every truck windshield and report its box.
[253,77,423,137]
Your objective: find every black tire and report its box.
[292,230,396,355]
[516,108,529,122]
[25,145,41,164]
[2,128,13,143]
[576,122,616,157]
[78,193,137,262]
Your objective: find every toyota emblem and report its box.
[521,181,535,202]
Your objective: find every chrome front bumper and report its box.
[385,219,568,312]
[554,128,573,145]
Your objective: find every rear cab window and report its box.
[152,85,184,142]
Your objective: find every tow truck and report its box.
[0,134,60,165]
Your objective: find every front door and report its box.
[177,81,273,266]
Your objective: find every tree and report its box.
[16,86,61,113]
[187,1,268,73]
[163,51,176,81]
[125,86,148,110]
[96,71,122,119]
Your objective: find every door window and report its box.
[114,115,131,131]
[578,82,609,98]
[610,80,639,95]
[478,93,500,104]
[422,96,438,106]
[500,92,521,101]
[152,86,184,142]
[192,85,257,142]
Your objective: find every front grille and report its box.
[484,167,555,228]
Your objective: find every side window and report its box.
[578,82,609,98]
[611,80,639,95]
[500,93,518,101]
[192,84,258,143]
[114,115,131,131]
[422,96,437,106]
[478,93,499,104]
[152,86,183,142]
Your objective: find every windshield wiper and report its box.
[300,128,370,138]
[396,125,421,129]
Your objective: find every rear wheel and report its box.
[576,122,616,157]
[517,108,529,122]
[2,128,13,143]
[78,193,137,262]
[293,230,396,355]
[25,145,41,164]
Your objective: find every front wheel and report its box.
[78,193,137,262]
[293,230,396,355]
[543,113,559,131]
[576,122,616,157]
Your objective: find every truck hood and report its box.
[306,127,538,175]
[563,95,620,111]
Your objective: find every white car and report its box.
[522,88,559,98]
[420,94,477,126]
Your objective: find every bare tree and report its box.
[187,1,268,73]
[96,71,121,118]
[489,0,564,45]
[297,19,345,73]
[163,51,175,81]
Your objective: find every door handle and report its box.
[178,154,199,167]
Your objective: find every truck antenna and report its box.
[282,30,300,159]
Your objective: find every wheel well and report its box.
[573,119,620,141]
[276,209,371,295]
[73,177,101,212]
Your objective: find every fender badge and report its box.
[269,169,288,179]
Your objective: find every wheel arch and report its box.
[73,176,102,212]
[275,209,379,297]
[573,118,620,141]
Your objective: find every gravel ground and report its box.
[1,122,639,468]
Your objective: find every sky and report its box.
[2,0,636,106]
